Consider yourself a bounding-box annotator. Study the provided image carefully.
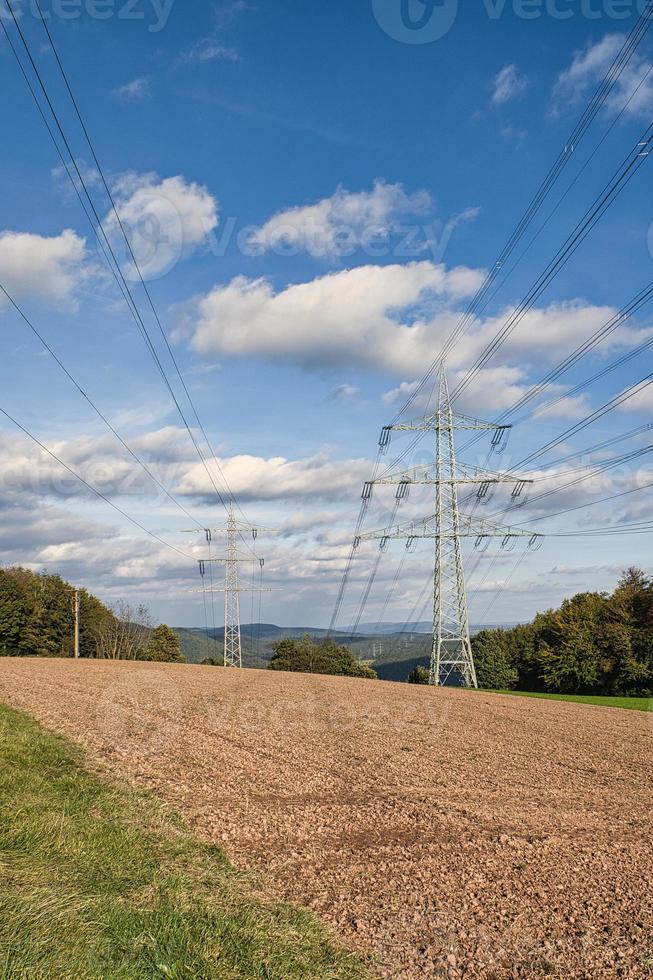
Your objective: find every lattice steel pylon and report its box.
[360,366,541,688]
[184,507,269,669]
[223,507,243,668]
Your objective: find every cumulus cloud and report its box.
[0,424,373,510]
[491,64,529,106]
[179,261,628,420]
[383,366,529,417]
[181,260,485,372]
[105,172,219,281]
[247,180,434,258]
[0,229,87,308]
[0,500,116,554]
[177,452,371,502]
[0,425,201,509]
[553,34,653,117]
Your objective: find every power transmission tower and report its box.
[185,507,270,669]
[359,367,542,688]
[223,508,243,668]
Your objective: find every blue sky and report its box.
[0,0,652,630]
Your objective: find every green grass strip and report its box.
[480,690,652,711]
[0,703,369,979]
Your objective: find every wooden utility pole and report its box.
[73,589,80,659]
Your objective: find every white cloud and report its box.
[553,34,653,117]
[616,378,653,413]
[181,260,485,372]
[0,424,373,508]
[531,390,592,421]
[113,77,151,101]
[178,39,239,64]
[328,384,359,403]
[247,180,433,258]
[180,263,627,420]
[0,229,87,308]
[176,0,249,65]
[491,64,529,106]
[177,452,371,502]
[106,172,219,281]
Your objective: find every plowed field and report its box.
[0,659,650,979]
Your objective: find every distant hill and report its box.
[355,621,517,635]
[173,624,369,667]
[175,622,517,681]
[174,623,429,680]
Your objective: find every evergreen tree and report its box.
[146,624,185,663]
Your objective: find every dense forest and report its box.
[471,568,653,697]
[0,567,183,662]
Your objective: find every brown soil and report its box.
[0,659,651,979]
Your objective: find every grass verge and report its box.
[0,703,368,979]
[482,690,651,711]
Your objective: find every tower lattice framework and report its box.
[185,506,268,669]
[360,367,541,688]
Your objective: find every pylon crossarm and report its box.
[373,460,533,487]
[200,555,263,563]
[181,522,275,534]
[187,587,274,594]
[359,510,542,541]
[388,412,512,433]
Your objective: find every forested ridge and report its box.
[2,565,651,696]
[0,566,182,662]
[472,568,653,696]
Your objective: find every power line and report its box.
[515,375,653,469]
[330,17,653,629]
[0,279,206,531]
[1,1,257,559]
[30,0,251,527]
[390,3,653,422]
[0,405,193,560]
[515,477,653,526]
[457,280,653,461]
[551,520,653,536]
[450,126,653,404]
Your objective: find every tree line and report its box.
[268,634,377,679]
[470,568,653,696]
[0,567,183,663]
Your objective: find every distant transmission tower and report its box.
[359,367,542,688]
[185,507,268,668]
